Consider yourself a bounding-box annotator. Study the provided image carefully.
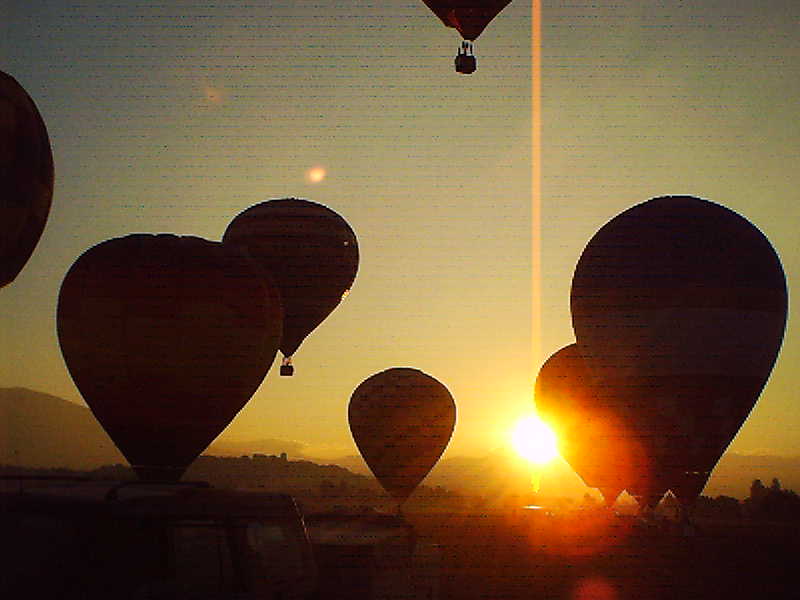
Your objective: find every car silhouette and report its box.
[1,477,317,599]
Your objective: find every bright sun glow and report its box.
[305,166,326,183]
[512,415,559,465]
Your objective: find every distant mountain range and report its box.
[2,387,797,500]
[0,387,125,469]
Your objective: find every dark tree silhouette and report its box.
[750,479,767,502]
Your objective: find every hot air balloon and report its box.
[570,196,788,513]
[535,344,632,508]
[349,368,456,510]
[422,0,512,73]
[0,70,54,288]
[223,198,358,376]
[57,234,283,481]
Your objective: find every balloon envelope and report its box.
[0,70,54,288]
[570,196,787,504]
[57,234,283,480]
[422,0,512,41]
[535,344,633,506]
[223,198,358,361]
[349,368,456,505]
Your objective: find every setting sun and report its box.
[512,415,559,465]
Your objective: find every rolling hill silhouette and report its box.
[2,387,797,500]
[0,387,124,468]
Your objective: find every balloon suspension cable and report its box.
[280,355,294,377]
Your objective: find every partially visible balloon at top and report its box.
[422,0,512,41]
[421,1,513,74]
[222,198,358,376]
[0,70,54,289]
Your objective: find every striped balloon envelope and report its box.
[570,196,787,509]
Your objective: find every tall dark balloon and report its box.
[571,196,788,507]
[57,234,283,481]
[349,368,456,506]
[0,71,54,288]
[223,198,358,375]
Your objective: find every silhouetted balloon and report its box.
[422,1,512,73]
[223,198,358,375]
[422,0,512,41]
[669,470,711,512]
[349,368,456,506]
[571,196,787,508]
[535,344,631,508]
[57,234,283,481]
[0,70,54,288]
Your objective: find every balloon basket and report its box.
[280,364,294,376]
[455,40,476,74]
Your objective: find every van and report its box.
[1,478,317,599]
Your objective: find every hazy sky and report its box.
[2,1,797,470]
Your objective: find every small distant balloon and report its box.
[0,70,54,289]
[57,234,283,481]
[349,368,456,507]
[223,198,358,376]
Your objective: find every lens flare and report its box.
[573,577,617,600]
[203,86,225,105]
[305,166,326,183]
[512,415,558,465]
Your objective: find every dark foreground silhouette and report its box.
[410,510,799,600]
[3,465,799,599]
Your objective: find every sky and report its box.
[1,0,798,479]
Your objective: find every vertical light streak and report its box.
[532,0,542,371]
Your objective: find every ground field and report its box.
[407,512,799,600]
